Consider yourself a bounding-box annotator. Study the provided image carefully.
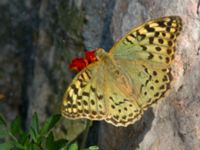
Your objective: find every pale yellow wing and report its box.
[110,16,182,66]
[114,60,172,109]
[61,58,143,127]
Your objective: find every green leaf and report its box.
[0,114,10,139]
[54,139,68,150]
[18,132,29,145]
[0,128,9,138]
[60,147,67,150]
[32,143,41,150]
[23,142,41,150]
[46,132,54,150]
[0,114,7,126]
[0,141,15,150]
[84,146,99,150]
[29,126,38,143]
[68,142,78,150]
[31,112,39,134]
[40,114,61,135]
[29,112,40,143]
[23,137,33,150]
[14,142,26,150]
[10,116,23,136]
[46,132,67,150]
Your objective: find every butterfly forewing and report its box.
[110,16,182,65]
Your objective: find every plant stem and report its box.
[79,120,92,150]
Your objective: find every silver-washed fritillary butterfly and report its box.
[61,16,182,127]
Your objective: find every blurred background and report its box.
[0,0,200,149]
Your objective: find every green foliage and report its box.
[68,143,99,150]
[0,113,99,150]
[84,146,99,150]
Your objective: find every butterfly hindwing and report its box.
[115,60,172,109]
[62,62,107,120]
[103,68,142,126]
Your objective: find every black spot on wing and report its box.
[71,84,78,94]
[144,24,155,32]
[157,21,166,27]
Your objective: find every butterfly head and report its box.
[95,48,107,60]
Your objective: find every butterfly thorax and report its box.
[95,48,119,70]
[95,48,138,100]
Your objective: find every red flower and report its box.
[84,50,97,63]
[68,50,98,72]
[68,58,88,72]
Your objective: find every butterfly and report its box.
[61,16,182,127]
